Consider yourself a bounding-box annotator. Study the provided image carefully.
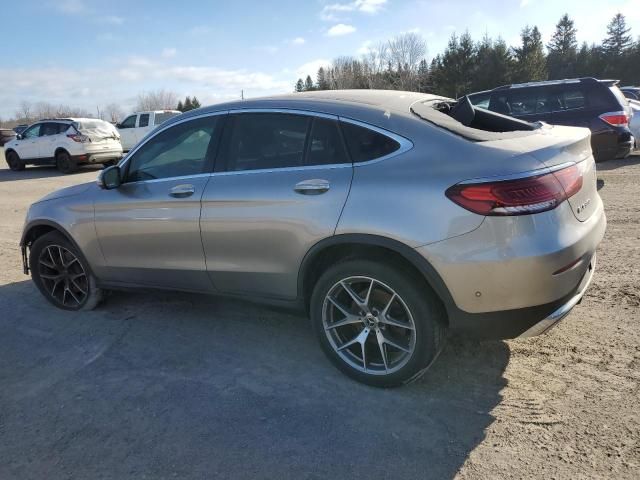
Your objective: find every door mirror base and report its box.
[98,165,122,189]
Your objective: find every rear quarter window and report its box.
[340,122,400,163]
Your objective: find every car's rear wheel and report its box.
[310,259,447,387]
[6,151,25,171]
[55,151,78,174]
[29,231,104,311]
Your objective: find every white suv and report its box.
[117,110,181,151]
[4,118,123,174]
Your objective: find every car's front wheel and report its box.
[29,231,104,311]
[6,151,25,171]
[310,258,447,387]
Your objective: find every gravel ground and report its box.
[0,148,638,479]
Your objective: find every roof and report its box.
[190,89,444,117]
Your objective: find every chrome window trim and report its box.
[227,108,338,120]
[458,161,577,185]
[116,108,414,183]
[338,116,414,166]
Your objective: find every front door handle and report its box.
[294,179,330,195]
[169,184,195,198]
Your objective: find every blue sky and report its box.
[1,0,638,118]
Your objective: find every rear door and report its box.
[503,86,556,124]
[550,85,590,128]
[137,113,153,142]
[200,111,353,299]
[118,114,138,151]
[39,122,66,158]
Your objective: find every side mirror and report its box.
[116,124,122,129]
[16,134,23,140]
[97,165,122,189]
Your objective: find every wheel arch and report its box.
[298,234,455,323]
[21,220,95,276]
[54,147,71,158]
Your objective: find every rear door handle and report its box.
[169,184,195,198]
[294,179,330,195]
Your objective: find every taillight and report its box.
[67,133,90,143]
[599,111,629,127]
[445,164,583,216]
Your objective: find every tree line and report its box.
[294,13,640,98]
[1,91,203,128]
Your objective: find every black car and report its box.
[621,87,640,101]
[0,128,17,147]
[466,78,634,162]
[13,124,28,135]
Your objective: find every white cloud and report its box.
[520,0,531,6]
[356,40,373,55]
[296,59,331,80]
[327,23,357,36]
[292,37,306,45]
[321,0,387,20]
[54,0,87,14]
[162,48,177,58]
[0,60,292,117]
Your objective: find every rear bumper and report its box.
[73,151,123,164]
[446,253,596,339]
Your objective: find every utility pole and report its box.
[241,89,244,100]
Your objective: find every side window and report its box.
[154,112,179,125]
[223,113,310,172]
[507,88,539,115]
[306,118,349,166]
[22,124,42,139]
[41,123,59,136]
[57,123,70,134]
[120,115,136,129]
[340,122,400,163]
[125,116,220,182]
[139,114,150,128]
[555,89,586,112]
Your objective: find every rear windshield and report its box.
[411,97,540,142]
[155,112,180,125]
[74,120,118,139]
[609,86,629,108]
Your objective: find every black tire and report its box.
[55,150,78,174]
[310,258,447,387]
[29,231,104,311]
[6,150,25,171]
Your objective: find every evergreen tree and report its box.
[546,14,578,79]
[184,96,193,111]
[177,100,184,112]
[603,13,632,55]
[304,75,315,91]
[295,78,304,92]
[513,26,547,82]
[417,59,429,93]
[474,35,513,91]
[191,96,201,109]
[316,67,329,90]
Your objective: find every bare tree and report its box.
[387,32,428,90]
[135,90,178,111]
[103,103,125,123]
[16,100,32,122]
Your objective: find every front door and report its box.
[18,124,42,160]
[94,114,225,291]
[200,111,353,299]
[118,114,138,151]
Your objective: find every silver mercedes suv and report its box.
[20,90,606,387]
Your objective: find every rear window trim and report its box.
[338,116,413,166]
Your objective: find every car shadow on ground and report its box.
[0,280,509,480]
[595,153,640,171]
[0,165,103,182]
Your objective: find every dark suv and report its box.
[467,78,634,162]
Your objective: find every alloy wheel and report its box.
[322,276,416,375]
[38,245,88,307]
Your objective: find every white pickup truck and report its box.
[117,110,181,152]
